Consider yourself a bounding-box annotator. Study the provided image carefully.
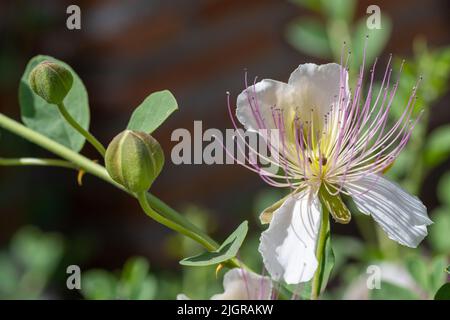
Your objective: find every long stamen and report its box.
[229,48,421,194]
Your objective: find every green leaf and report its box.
[351,16,392,70]
[19,55,90,152]
[415,44,450,104]
[286,18,332,59]
[320,0,356,22]
[429,207,450,254]
[127,90,178,134]
[437,172,450,206]
[429,256,448,294]
[81,256,157,300]
[332,235,364,273]
[318,230,335,292]
[289,0,322,12]
[118,257,156,300]
[424,125,450,168]
[371,281,420,300]
[285,280,312,300]
[11,226,63,274]
[81,270,117,300]
[406,257,429,291]
[180,221,248,266]
[434,283,450,300]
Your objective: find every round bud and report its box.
[105,130,164,193]
[28,61,73,104]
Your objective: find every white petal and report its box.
[347,174,432,248]
[176,294,190,300]
[236,79,295,131]
[288,63,349,123]
[211,268,273,300]
[259,191,321,284]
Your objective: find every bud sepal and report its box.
[105,130,164,193]
[28,61,73,105]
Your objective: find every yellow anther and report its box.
[215,264,224,278]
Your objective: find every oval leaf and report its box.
[435,283,450,300]
[406,257,429,291]
[180,221,248,267]
[127,90,178,134]
[19,55,90,152]
[320,0,356,22]
[81,270,117,300]
[286,18,332,59]
[351,16,392,70]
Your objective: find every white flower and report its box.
[231,62,432,284]
[177,268,273,300]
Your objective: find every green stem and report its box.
[57,102,106,157]
[0,113,221,253]
[0,113,249,269]
[311,205,330,300]
[137,192,217,251]
[0,113,106,177]
[0,157,77,169]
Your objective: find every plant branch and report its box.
[0,157,77,169]
[137,192,217,251]
[311,205,330,300]
[0,112,220,252]
[57,102,106,157]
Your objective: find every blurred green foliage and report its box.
[287,1,450,300]
[388,41,450,192]
[0,226,63,299]
[287,0,391,72]
[81,257,157,300]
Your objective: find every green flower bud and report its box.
[105,130,164,193]
[28,61,73,104]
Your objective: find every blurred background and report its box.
[0,0,449,299]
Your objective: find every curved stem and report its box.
[0,157,77,169]
[145,193,218,246]
[311,205,330,300]
[57,102,106,157]
[137,192,217,251]
[0,113,248,269]
[0,113,107,180]
[0,113,220,253]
